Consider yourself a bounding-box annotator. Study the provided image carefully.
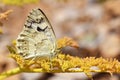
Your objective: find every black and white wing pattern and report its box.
[16,8,56,59]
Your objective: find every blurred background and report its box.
[0,0,120,80]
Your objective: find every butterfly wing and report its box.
[16,8,56,59]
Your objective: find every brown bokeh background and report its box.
[0,0,120,80]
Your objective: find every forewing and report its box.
[16,8,56,59]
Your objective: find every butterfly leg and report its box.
[49,54,54,71]
[27,57,36,66]
[27,51,38,65]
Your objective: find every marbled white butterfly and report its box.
[16,8,57,59]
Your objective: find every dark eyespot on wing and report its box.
[37,26,48,32]
[19,52,28,57]
[27,15,31,18]
[20,33,27,37]
[41,39,48,41]
[19,52,23,55]
[25,25,32,29]
[37,27,43,32]
[39,17,44,23]
[33,17,44,24]
[17,39,26,42]
[24,23,32,29]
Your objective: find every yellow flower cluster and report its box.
[8,54,120,78]
[1,0,39,6]
[9,37,120,73]
[0,9,13,20]
[0,9,13,34]
[0,37,120,80]
[9,52,120,76]
[57,37,79,49]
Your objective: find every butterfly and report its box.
[16,8,57,59]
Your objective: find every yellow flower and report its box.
[1,0,39,6]
[0,37,120,80]
[0,9,13,20]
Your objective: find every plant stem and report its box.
[0,67,22,80]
